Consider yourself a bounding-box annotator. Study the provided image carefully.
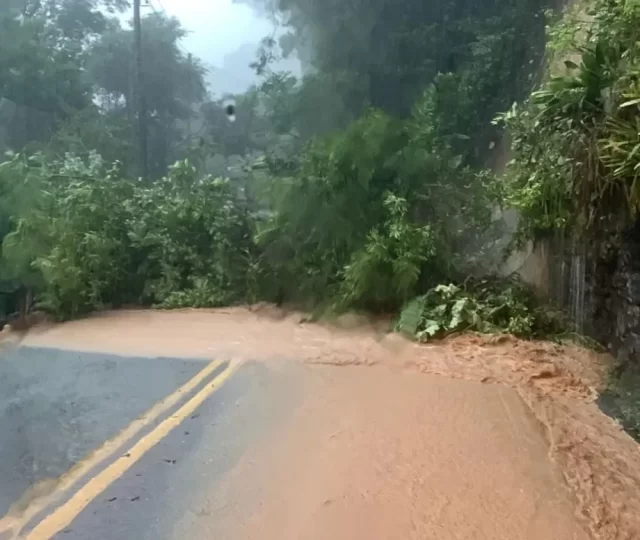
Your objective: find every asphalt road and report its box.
[0,331,591,540]
[0,345,303,539]
[0,347,208,517]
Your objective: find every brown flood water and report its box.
[18,306,640,540]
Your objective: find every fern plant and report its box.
[339,193,435,311]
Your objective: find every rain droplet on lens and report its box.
[225,103,236,123]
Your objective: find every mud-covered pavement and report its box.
[1,307,639,539]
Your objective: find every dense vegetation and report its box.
[502,0,640,251]
[3,0,638,357]
[500,0,640,435]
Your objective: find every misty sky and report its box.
[129,0,299,96]
[146,0,271,66]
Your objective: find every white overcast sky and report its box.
[119,0,296,94]
[142,0,272,66]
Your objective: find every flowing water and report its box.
[16,307,640,540]
[568,242,588,334]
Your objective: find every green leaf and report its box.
[434,284,460,298]
[620,98,640,109]
[449,297,470,329]
[420,319,442,338]
[397,296,426,335]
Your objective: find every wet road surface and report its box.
[0,347,208,520]
[47,360,301,539]
[0,343,304,540]
[0,310,606,539]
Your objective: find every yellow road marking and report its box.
[25,360,237,540]
[0,358,229,538]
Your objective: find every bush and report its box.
[338,193,435,312]
[256,110,409,307]
[3,154,137,317]
[0,154,256,319]
[128,161,256,308]
[258,89,501,312]
[397,276,567,340]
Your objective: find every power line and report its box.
[154,0,168,15]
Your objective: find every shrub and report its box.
[0,155,256,319]
[397,276,567,340]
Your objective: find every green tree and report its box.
[243,0,546,123]
[86,12,207,177]
[0,0,128,148]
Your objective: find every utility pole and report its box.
[186,53,193,140]
[133,0,148,179]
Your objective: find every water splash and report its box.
[568,242,586,333]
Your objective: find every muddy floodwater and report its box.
[18,306,640,540]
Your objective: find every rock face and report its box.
[597,228,640,368]
[512,224,640,369]
[554,221,640,369]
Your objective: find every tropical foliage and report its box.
[498,0,640,433]
[502,0,640,251]
[397,277,566,340]
[0,0,573,340]
[1,154,255,318]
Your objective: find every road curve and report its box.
[0,308,623,539]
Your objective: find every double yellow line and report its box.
[0,358,237,540]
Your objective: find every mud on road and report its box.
[16,306,640,540]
